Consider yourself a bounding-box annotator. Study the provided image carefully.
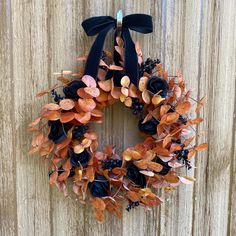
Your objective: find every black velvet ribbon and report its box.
[81,13,153,86]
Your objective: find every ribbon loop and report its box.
[81,13,153,86]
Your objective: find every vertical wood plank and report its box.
[82,1,124,235]
[193,0,236,235]
[121,1,160,236]
[157,2,195,236]
[0,0,17,235]
[47,1,86,235]
[11,0,51,235]
[0,0,236,235]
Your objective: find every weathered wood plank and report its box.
[46,1,86,235]
[0,1,17,235]
[193,0,236,236]
[122,1,160,236]
[11,0,51,235]
[157,1,199,236]
[82,1,124,236]
[0,0,236,236]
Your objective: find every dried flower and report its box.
[138,117,159,135]
[147,76,169,98]
[63,80,85,99]
[48,120,67,143]
[88,175,110,197]
[70,149,90,167]
[126,165,146,188]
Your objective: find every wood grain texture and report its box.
[0,0,235,235]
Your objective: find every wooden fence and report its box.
[0,0,235,235]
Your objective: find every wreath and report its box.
[28,12,207,222]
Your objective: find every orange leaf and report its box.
[74,144,84,154]
[134,160,148,169]
[148,162,163,172]
[90,140,98,153]
[43,103,60,111]
[121,76,130,87]
[91,198,106,210]
[179,176,195,185]
[94,209,105,222]
[60,146,68,159]
[164,171,179,183]
[81,75,97,88]
[121,87,129,97]
[153,145,170,156]
[163,135,172,148]
[98,80,112,92]
[127,191,141,202]
[160,105,171,117]
[196,96,206,113]
[57,171,69,181]
[42,110,60,121]
[91,109,103,117]
[111,87,121,99]
[183,136,195,147]
[173,85,182,98]
[161,112,179,124]
[78,98,96,112]
[86,166,95,182]
[139,170,154,177]
[95,151,105,160]
[139,76,148,92]
[84,87,100,97]
[60,112,75,123]
[81,138,92,148]
[74,112,91,124]
[128,84,138,98]
[57,76,72,84]
[56,138,71,151]
[49,171,58,184]
[77,88,93,99]
[123,149,141,161]
[109,65,123,71]
[142,90,151,104]
[36,90,49,97]
[84,132,97,140]
[62,159,72,171]
[170,143,182,153]
[28,117,41,127]
[40,140,54,157]
[32,133,45,147]
[99,59,108,67]
[112,167,126,175]
[189,118,203,125]
[76,55,87,61]
[152,95,165,105]
[28,146,40,155]
[176,101,191,115]
[195,143,208,151]
[96,90,108,102]
[59,99,75,110]
[188,149,196,159]
[124,97,132,107]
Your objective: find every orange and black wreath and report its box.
[28,12,207,221]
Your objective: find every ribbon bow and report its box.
[81,12,153,86]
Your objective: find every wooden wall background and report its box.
[0,0,235,235]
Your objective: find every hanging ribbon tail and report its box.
[122,28,139,86]
[83,25,113,79]
[82,16,115,79]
